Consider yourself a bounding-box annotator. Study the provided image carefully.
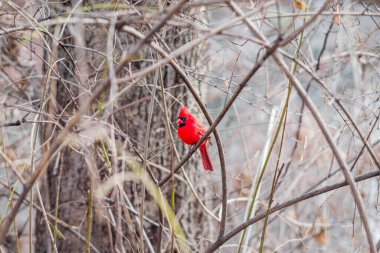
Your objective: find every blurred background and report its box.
[0,0,379,252]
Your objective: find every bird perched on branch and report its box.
[176,106,214,172]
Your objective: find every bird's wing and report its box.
[195,121,206,134]
[195,121,212,142]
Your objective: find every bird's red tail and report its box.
[200,143,214,172]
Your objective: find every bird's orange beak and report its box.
[177,118,183,125]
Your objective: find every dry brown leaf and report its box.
[315,228,327,245]
[233,169,253,196]
[312,213,329,245]
[295,0,306,10]
[240,188,250,197]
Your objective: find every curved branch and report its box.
[279,50,380,169]
[205,169,380,252]
[275,34,377,253]
[227,1,376,252]
[0,0,188,243]
[0,7,275,242]
[119,25,228,237]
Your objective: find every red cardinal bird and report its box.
[177,106,214,172]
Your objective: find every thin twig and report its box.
[305,108,380,193]
[0,113,30,128]
[154,53,220,222]
[316,18,335,71]
[205,169,380,252]
[0,0,189,242]
[0,181,102,253]
[139,66,160,253]
[227,1,376,252]
[280,50,380,170]
[120,25,226,228]
[273,37,377,253]
[239,106,278,253]
[158,36,283,188]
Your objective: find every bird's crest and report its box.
[179,106,191,118]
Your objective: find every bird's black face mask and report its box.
[177,117,187,127]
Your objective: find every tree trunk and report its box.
[34,1,212,252]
